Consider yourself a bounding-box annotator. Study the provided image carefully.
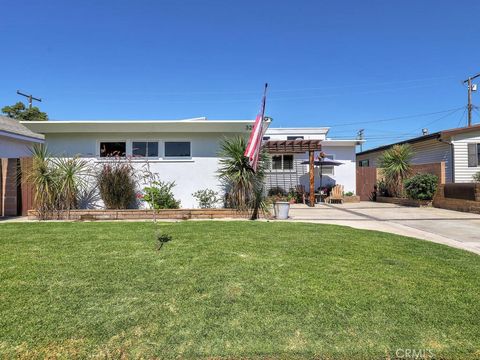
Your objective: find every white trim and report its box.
[0,130,44,143]
[164,140,192,159]
[131,140,160,159]
[97,139,128,158]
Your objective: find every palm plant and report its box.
[26,144,59,219]
[54,157,90,218]
[378,144,413,197]
[217,136,269,218]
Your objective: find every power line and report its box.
[456,106,468,127]
[330,107,464,139]
[60,75,457,97]
[329,106,463,128]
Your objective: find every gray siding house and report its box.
[356,124,480,183]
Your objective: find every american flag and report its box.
[244,83,269,171]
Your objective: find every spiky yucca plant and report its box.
[54,157,89,218]
[217,136,269,218]
[27,144,59,219]
[27,145,90,219]
[378,144,413,197]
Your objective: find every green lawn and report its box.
[0,221,479,359]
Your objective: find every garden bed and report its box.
[376,196,432,207]
[27,208,252,220]
[343,195,360,203]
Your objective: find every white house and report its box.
[356,124,480,183]
[22,119,361,208]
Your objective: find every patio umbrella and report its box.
[301,159,344,197]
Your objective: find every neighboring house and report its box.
[0,116,44,217]
[22,119,361,208]
[356,124,480,183]
[0,116,44,158]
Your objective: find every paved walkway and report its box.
[288,202,480,255]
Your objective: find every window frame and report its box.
[358,159,369,167]
[467,143,480,167]
[131,140,159,159]
[164,141,192,159]
[98,140,127,158]
[270,154,295,172]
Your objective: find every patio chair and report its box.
[326,185,344,204]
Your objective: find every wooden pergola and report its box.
[263,140,322,206]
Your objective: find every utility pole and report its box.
[463,73,480,127]
[357,129,364,152]
[16,90,42,109]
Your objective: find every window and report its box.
[271,154,294,171]
[358,159,369,167]
[467,143,480,167]
[165,141,191,157]
[132,141,158,158]
[100,142,126,157]
[283,155,293,170]
[272,155,282,170]
[287,136,304,140]
[321,166,334,175]
[263,136,271,141]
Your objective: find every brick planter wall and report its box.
[343,195,360,203]
[433,184,480,215]
[28,208,254,221]
[377,196,433,207]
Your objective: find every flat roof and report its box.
[21,119,254,134]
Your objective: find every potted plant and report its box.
[270,194,291,219]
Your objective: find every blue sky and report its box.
[1,0,479,149]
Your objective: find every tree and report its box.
[217,136,269,219]
[378,144,413,197]
[1,101,48,121]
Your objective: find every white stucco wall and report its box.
[44,132,244,208]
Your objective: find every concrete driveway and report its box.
[288,202,480,255]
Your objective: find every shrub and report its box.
[192,188,220,208]
[268,186,286,197]
[473,171,480,183]
[376,180,390,197]
[404,173,438,200]
[143,181,180,209]
[96,161,137,209]
[344,191,354,196]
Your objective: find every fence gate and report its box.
[356,167,377,201]
[20,157,34,216]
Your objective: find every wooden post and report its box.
[309,150,315,207]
